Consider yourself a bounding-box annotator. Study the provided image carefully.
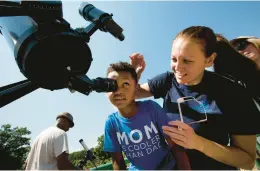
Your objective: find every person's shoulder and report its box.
[104,112,119,131]
[205,71,249,95]
[148,71,174,98]
[149,71,173,81]
[164,71,173,77]
[105,112,119,124]
[138,100,163,110]
[51,126,66,135]
[138,99,155,105]
[41,126,66,138]
[145,99,161,106]
[205,71,240,87]
[159,71,174,79]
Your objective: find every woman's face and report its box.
[171,37,215,85]
[238,42,260,69]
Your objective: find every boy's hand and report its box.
[129,52,146,81]
[166,137,191,170]
[171,144,191,170]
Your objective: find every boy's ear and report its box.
[135,83,140,92]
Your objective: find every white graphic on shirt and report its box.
[116,121,162,159]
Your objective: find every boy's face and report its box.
[107,71,137,109]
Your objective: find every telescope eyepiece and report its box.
[79,2,124,41]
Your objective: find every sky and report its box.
[1,1,260,152]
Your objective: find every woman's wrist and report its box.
[194,134,205,152]
[136,72,142,82]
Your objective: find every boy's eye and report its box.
[123,82,130,86]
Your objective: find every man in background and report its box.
[25,112,79,170]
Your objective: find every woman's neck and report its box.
[184,72,204,86]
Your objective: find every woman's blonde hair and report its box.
[231,36,260,50]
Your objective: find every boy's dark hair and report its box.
[106,61,138,82]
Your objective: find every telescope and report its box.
[77,139,97,169]
[0,1,124,108]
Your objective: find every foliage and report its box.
[0,124,31,169]
[70,134,112,169]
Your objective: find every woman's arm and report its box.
[130,52,172,99]
[197,134,256,170]
[135,83,153,99]
[111,152,127,170]
[129,53,153,99]
[163,121,256,170]
[129,52,146,82]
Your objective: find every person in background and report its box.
[231,36,260,70]
[25,112,79,170]
[213,34,260,100]
[230,36,260,170]
[214,34,260,170]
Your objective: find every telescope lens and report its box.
[18,33,92,90]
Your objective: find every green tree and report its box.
[93,134,111,164]
[69,150,85,161]
[69,134,112,169]
[69,149,85,166]
[0,124,31,169]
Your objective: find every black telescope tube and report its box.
[79,2,124,41]
[79,2,109,22]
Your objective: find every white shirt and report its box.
[25,126,69,170]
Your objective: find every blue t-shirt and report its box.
[148,70,260,170]
[103,100,175,170]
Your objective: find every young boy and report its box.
[103,62,188,170]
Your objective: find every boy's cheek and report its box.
[107,93,115,103]
[106,92,113,97]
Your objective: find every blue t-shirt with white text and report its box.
[103,100,175,170]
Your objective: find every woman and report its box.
[214,34,260,101]
[231,36,260,70]
[214,34,260,170]
[130,26,260,170]
[230,36,260,170]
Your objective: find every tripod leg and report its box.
[0,79,39,108]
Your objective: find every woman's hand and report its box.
[162,120,203,151]
[163,121,256,169]
[129,52,146,80]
